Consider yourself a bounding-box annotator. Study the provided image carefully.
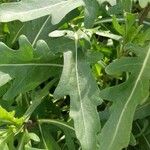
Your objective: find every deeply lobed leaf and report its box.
[99,44,150,150]
[0,0,84,24]
[0,35,62,100]
[54,50,102,150]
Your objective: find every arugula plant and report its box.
[0,0,150,150]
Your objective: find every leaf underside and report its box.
[0,0,84,23]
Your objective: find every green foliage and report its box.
[0,0,84,23]
[54,51,102,150]
[0,0,150,150]
[0,35,62,100]
[0,106,23,126]
[138,0,150,8]
[99,43,150,150]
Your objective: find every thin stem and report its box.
[37,117,49,150]
[24,93,30,108]
[38,119,75,131]
[11,25,24,45]
[95,18,150,26]
[23,79,57,121]
[136,122,150,149]
[32,15,51,47]
[0,63,63,67]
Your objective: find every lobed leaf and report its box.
[54,50,102,150]
[0,35,62,100]
[99,44,150,150]
[0,0,84,24]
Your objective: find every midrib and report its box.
[107,46,150,150]
[74,33,88,146]
[32,15,51,47]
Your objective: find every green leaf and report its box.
[83,0,99,28]
[0,0,84,24]
[112,16,125,35]
[38,124,61,150]
[112,13,143,43]
[18,131,42,150]
[134,101,150,120]
[138,0,150,8]
[109,0,132,15]
[25,145,46,150]
[38,119,75,149]
[0,72,11,87]
[0,35,62,100]
[38,119,75,133]
[121,0,132,12]
[136,122,150,150]
[6,16,53,46]
[99,43,150,150]
[129,133,136,146]
[23,79,57,121]
[28,133,40,142]
[0,143,9,150]
[7,9,79,47]
[64,129,76,150]
[0,129,14,150]
[0,106,24,126]
[95,30,122,41]
[54,50,102,150]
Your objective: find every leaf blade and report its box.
[99,44,150,150]
[0,0,84,23]
[54,48,102,149]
